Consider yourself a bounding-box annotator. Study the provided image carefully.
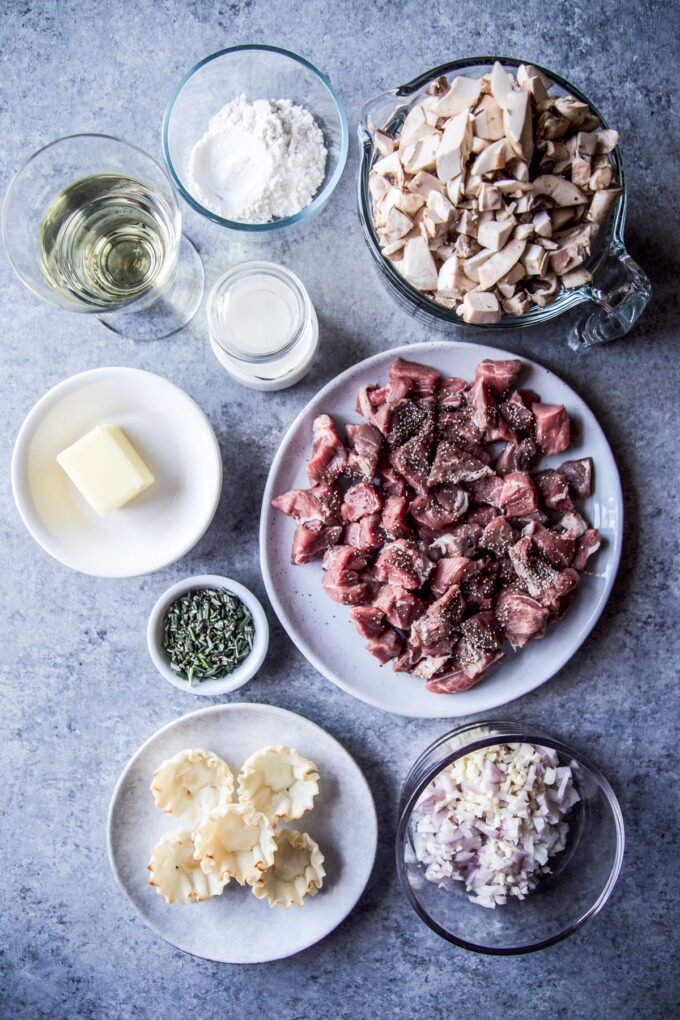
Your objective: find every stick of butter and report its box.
[57,424,154,515]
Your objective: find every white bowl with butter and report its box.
[11,367,222,577]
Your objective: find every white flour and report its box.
[188,94,327,223]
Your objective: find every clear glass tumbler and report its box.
[2,133,204,340]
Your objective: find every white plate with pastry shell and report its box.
[106,702,378,963]
[11,366,222,577]
[260,340,623,718]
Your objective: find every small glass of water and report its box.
[2,134,204,340]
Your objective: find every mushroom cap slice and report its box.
[472,101,505,142]
[477,218,514,252]
[470,137,510,177]
[381,206,414,245]
[517,64,550,105]
[477,238,527,290]
[150,748,234,827]
[237,745,320,827]
[532,175,588,206]
[398,103,432,152]
[251,829,326,909]
[402,130,441,173]
[373,151,404,188]
[148,827,227,904]
[193,805,277,886]
[408,170,447,199]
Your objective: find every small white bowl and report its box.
[147,574,269,696]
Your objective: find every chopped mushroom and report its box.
[436,111,473,182]
[432,75,483,117]
[532,175,588,206]
[503,89,534,162]
[477,238,527,290]
[478,218,514,251]
[462,291,500,323]
[369,62,621,322]
[587,188,622,224]
[401,236,439,291]
[374,130,394,156]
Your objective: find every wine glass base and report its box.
[97,233,204,340]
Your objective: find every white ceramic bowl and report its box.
[11,367,222,577]
[147,574,269,696]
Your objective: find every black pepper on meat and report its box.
[271,357,603,694]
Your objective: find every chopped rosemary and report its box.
[163,587,255,685]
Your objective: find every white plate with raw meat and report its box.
[260,341,622,718]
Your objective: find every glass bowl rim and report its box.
[357,54,627,329]
[1,131,181,310]
[206,259,309,363]
[162,44,349,232]
[395,720,625,955]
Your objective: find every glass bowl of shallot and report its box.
[357,56,651,347]
[396,721,624,954]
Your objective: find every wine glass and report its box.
[2,133,204,340]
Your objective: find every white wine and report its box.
[39,173,176,310]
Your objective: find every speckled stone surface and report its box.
[1,2,679,1017]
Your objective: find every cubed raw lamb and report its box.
[373,584,425,629]
[572,528,602,570]
[343,513,384,554]
[346,422,383,480]
[474,358,522,396]
[559,457,593,498]
[381,496,412,539]
[292,523,343,565]
[367,627,403,663]
[500,471,539,516]
[479,517,520,556]
[273,354,602,696]
[306,414,348,484]
[495,585,550,648]
[389,356,442,393]
[340,482,383,522]
[373,539,434,590]
[532,402,571,456]
[533,469,574,511]
[350,606,386,639]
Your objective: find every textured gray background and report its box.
[1,1,679,1017]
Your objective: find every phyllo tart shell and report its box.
[150,747,234,827]
[148,827,227,904]
[237,745,319,828]
[251,829,325,908]
[193,804,276,886]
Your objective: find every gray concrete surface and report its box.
[1,1,678,1017]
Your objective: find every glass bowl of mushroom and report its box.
[357,56,651,348]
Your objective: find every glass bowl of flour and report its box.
[163,45,348,233]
